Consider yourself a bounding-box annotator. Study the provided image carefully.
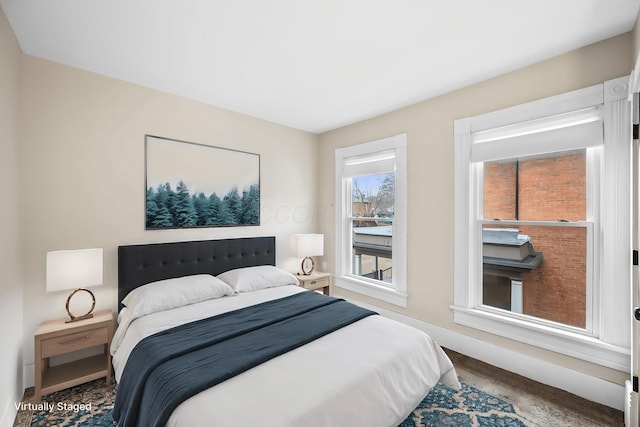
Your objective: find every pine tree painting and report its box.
[145,135,260,229]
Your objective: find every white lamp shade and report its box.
[46,248,103,292]
[290,234,324,258]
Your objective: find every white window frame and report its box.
[334,134,408,307]
[453,77,631,370]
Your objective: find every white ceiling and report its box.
[2,1,639,134]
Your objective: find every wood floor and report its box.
[445,348,625,426]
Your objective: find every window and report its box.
[453,78,631,370]
[335,134,407,307]
[352,172,394,281]
[482,150,591,329]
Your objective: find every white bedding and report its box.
[112,285,459,427]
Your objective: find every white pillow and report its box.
[122,274,234,316]
[217,265,298,292]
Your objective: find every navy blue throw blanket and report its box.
[113,291,376,427]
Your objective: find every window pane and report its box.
[351,173,394,284]
[353,253,393,282]
[482,224,587,329]
[484,149,586,221]
[352,173,395,219]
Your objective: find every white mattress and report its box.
[112,286,459,427]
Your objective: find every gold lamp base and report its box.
[65,288,96,323]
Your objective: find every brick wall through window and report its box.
[483,151,587,328]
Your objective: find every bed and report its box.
[111,236,459,427]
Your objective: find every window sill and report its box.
[451,305,629,371]
[334,275,407,307]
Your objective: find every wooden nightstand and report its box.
[297,272,332,295]
[34,309,114,403]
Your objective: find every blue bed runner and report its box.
[113,291,377,427]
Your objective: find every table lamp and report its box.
[290,234,324,275]
[46,248,103,323]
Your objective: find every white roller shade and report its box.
[471,106,603,162]
[342,149,395,177]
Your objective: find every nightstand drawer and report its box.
[302,277,330,289]
[41,327,108,358]
[296,272,331,295]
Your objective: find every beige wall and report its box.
[17,56,320,384]
[0,6,24,426]
[319,33,633,385]
[634,11,640,63]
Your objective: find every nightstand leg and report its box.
[34,339,42,403]
[106,343,112,385]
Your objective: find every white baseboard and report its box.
[339,294,626,411]
[23,363,33,389]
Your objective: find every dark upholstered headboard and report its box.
[118,236,276,309]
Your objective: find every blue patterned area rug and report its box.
[400,382,528,427]
[24,379,116,427]
[20,378,527,426]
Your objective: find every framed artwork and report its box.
[145,135,260,229]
